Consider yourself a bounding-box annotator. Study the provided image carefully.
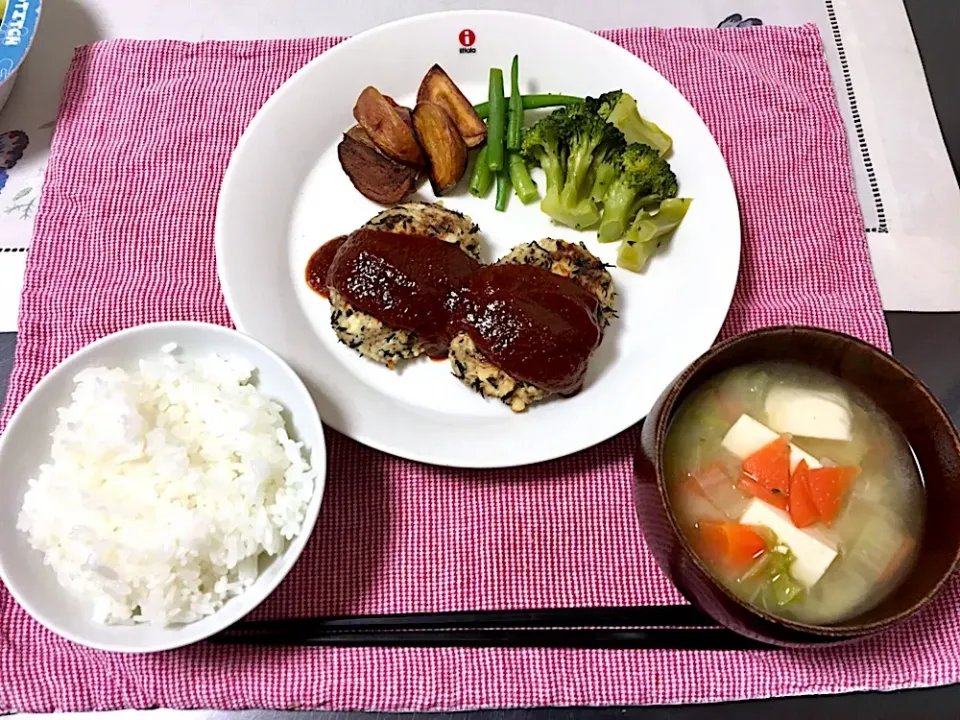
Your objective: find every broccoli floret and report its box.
[587,90,672,157]
[534,104,626,230]
[590,164,617,203]
[597,143,679,243]
[585,90,624,120]
[522,110,572,218]
[542,195,601,230]
[617,198,693,272]
[589,133,627,203]
[559,105,625,207]
[522,106,622,230]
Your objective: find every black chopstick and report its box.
[212,626,771,651]
[229,604,719,634]
[210,605,774,650]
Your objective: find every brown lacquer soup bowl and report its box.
[635,326,960,647]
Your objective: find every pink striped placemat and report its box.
[2,25,953,713]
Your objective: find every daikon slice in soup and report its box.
[664,361,924,625]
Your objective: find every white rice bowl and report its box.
[16,345,317,626]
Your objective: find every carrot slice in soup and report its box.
[806,465,860,526]
[696,521,767,572]
[737,474,788,510]
[742,436,791,497]
[788,460,819,528]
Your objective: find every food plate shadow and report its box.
[241,430,393,619]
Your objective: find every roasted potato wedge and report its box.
[412,101,467,195]
[394,106,414,132]
[345,124,378,150]
[338,134,418,205]
[353,86,424,167]
[383,95,414,131]
[416,65,487,148]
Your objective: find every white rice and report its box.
[16,345,316,626]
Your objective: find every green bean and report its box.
[486,68,506,172]
[474,94,583,119]
[495,166,511,212]
[508,153,538,204]
[468,145,493,198]
[506,56,523,150]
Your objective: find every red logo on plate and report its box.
[459,29,476,47]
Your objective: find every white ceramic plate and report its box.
[0,322,327,653]
[216,10,740,468]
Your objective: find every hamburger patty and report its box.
[450,239,616,412]
[329,202,481,367]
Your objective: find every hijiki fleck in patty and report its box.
[450,239,616,413]
[328,202,481,368]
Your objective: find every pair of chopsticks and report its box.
[212,605,773,650]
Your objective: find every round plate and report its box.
[216,10,740,468]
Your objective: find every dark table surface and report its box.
[3,0,960,717]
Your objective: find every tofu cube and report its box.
[764,385,852,442]
[739,498,838,587]
[721,414,822,472]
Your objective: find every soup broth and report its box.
[665,361,924,625]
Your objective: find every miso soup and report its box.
[665,361,924,625]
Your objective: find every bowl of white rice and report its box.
[0,321,326,653]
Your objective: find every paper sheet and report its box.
[0,0,957,327]
[830,0,960,311]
